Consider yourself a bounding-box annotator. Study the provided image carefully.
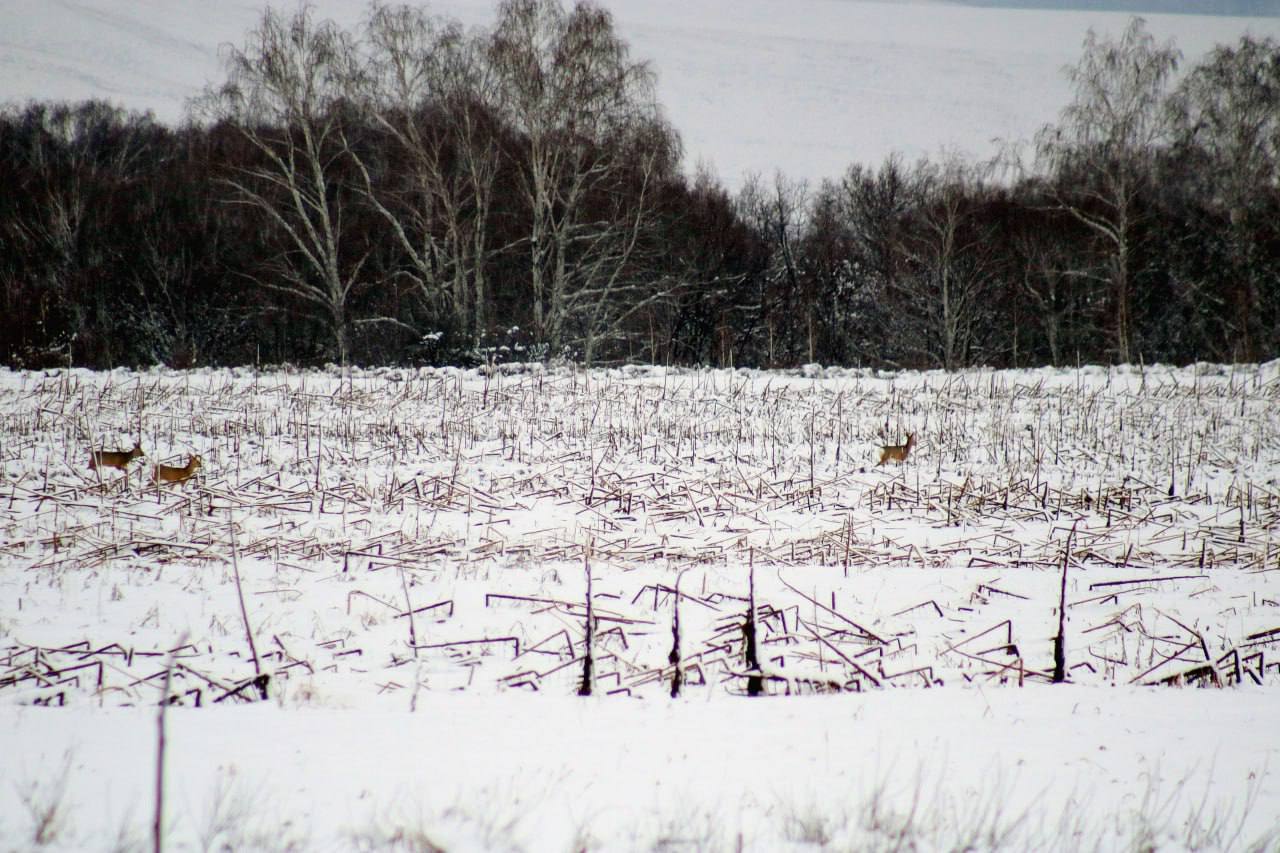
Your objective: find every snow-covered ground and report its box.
[3,690,1277,850]
[2,1,1278,188]
[1,362,1278,849]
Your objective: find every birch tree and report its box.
[488,0,680,361]
[358,4,503,344]
[900,161,995,371]
[1036,18,1180,365]
[200,6,372,364]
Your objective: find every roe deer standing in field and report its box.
[89,441,144,473]
[153,455,202,485]
[877,433,914,466]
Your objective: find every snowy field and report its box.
[2,0,1279,188]
[1,362,1278,849]
[5,0,1280,848]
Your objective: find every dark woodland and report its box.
[1,3,1277,371]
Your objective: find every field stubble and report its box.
[1,362,1278,707]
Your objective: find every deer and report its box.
[89,441,145,473]
[152,455,202,485]
[876,433,914,466]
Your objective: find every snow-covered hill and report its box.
[964,0,1278,15]
[2,0,1277,188]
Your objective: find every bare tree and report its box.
[0,103,95,365]
[488,0,680,361]
[1015,219,1076,368]
[834,156,920,369]
[1169,35,1280,361]
[1036,17,1180,365]
[570,131,681,365]
[198,6,378,364]
[357,4,503,345]
[0,101,159,366]
[899,160,996,371]
[736,172,809,365]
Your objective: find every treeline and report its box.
[1,4,1277,370]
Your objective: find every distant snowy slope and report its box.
[2,0,1277,187]
[959,0,1278,15]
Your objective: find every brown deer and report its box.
[152,455,202,485]
[89,441,144,473]
[876,433,914,466]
